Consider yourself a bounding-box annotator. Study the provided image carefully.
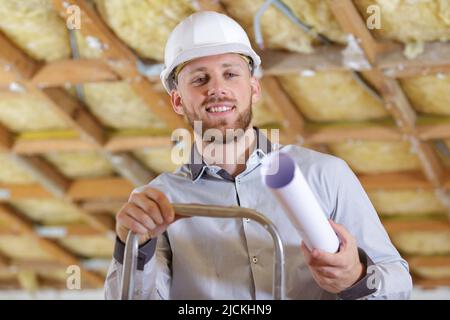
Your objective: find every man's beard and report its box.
[184,96,253,144]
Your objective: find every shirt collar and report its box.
[187,127,272,181]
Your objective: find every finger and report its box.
[309,248,343,268]
[329,220,351,248]
[117,213,148,235]
[313,266,341,279]
[300,242,314,265]
[131,193,164,225]
[174,214,189,221]
[144,188,175,223]
[126,204,157,231]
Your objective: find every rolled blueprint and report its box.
[261,151,340,253]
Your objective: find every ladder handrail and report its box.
[120,203,285,300]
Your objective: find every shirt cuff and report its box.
[113,236,157,271]
[337,248,378,300]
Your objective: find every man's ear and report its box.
[170,89,185,116]
[250,77,261,104]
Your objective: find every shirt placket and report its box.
[235,156,274,299]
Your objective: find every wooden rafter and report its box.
[358,171,435,190]
[0,123,12,150]
[31,58,119,88]
[38,87,107,146]
[0,24,154,198]
[261,42,450,77]
[329,0,380,63]
[51,0,187,130]
[260,77,305,144]
[0,32,38,84]
[9,154,109,233]
[304,124,402,144]
[1,172,449,203]
[0,178,131,202]
[329,0,450,217]
[102,151,155,186]
[3,42,448,88]
[378,42,450,78]
[383,220,450,233]
[0,34,114,234]
[0,204,105,288]
[5,121,450,155]
[12,134,173,154]
[10,155,71,198]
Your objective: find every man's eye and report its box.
[226,72,238,78]
[192,77,207,84]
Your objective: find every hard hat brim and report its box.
[160,42,261,93]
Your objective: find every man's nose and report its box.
[206,76,228,98]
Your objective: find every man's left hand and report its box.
[300,220,366,294]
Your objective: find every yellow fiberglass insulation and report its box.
[0,94,71,132]
[9,198,84,225]
[82,82,169,130]
[392,231,450,255]
[278,71,388,122]
[43,151,115,179]
[354,0,450,43]
[93,0,195,60]
[0,153,36,184]
[400,74,450,116]
[368,189,446,216]
[222,0,346,54]
[0,0,70,61]
[328,140,422,174]
[0,236,56,261]
[59,236,114,258]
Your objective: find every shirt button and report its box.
[245,218,250,223]
[252,256,258,264]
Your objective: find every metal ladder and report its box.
[120,204,285,300]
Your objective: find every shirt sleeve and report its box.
[104,232,172,300]
[330,158,413,300]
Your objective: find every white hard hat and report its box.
[160,11,261,94]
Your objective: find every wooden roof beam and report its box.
[378,42,450,78]
[329,0,380,64]
[12,134,173,154]
[102,151,155,187]
[3,172,450,203]
[10,155,71,198]
[0,123,13,151]
[8,155,109,232]
[0,30,154,192]
[358,171,435,190]
[329,0,449,217]
[38,87,107,146]
[0,204,105,288]
[8,121,450,155]
[31,58,119,88]
[0,177,133,201]
[304,124,402,144]
[0,25,108,148]
[260,77,305,145]
[382,220,450,234]
[52,0,187,130]
[0,32,38,84]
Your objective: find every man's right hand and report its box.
[116,186,176,245]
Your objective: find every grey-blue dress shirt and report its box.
[105,129,412,300]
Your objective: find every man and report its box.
[105,11,412,300]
